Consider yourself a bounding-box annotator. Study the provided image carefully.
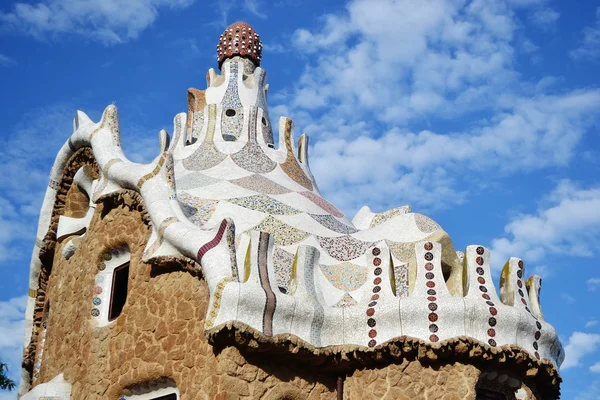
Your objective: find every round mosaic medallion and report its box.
[488,339,497,347]
[372,248,381,256]
[374,267,382,276]
[488,317,497,326]
[368,339,376,348]
[367,318,376,327]
[373,257,382,266]
[91,308,100,317]
[426,281,436,288]
[429,324,438,333]
[428,303,438,311]
[424,242,433,251]
[424,252,433,261]
[93,286,103,295]
[425,272,434,280]
[429,334,439,342]
[366,308,375,317]
[476,267,484,275]
[487,329,496,337]
[425,262,434,271]
[368,329,377,338]
[372,286,381,293]
[93,297,101,306]
[476,256,484,265]
[476,246,485,255]
[428,313,438,322]
[427,289,436,296]
[103,252,112,261]
[373,277,382,285]
[489,307,498,316]
[536,321,542,329]
[478,277,486,284]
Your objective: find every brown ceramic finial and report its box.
[217,21,262,69]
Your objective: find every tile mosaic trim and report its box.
[280,119,313,191]
[414,213,442,234]
[228,194,301,215]
[177,193,218,226]
[316,235,374,262]
[309,213,357,234]
[366,246,383,347]
[176,171,220,190]
[254,216,310,246]
[182,104,226,171]
[137,152,168,189]
[369,205,412,228]
[299,191,344,218]
[230,174,291,195]
[205,276,234,329]
[197,219,229,263]
[257,232,276,336]
[303,247,323,346]
[273,247,294,292]
[319,262,367,292]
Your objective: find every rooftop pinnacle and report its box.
[217,21,263,69]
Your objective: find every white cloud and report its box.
[592,362,600,373]
[587,320,599,328]
[560,293,576,304]
[563,332,600,369]
[0,0,196,45]
[268,0,600,216]
[570,7,600,61]
[0,296,26,391]
[589,278,600,291]
[531,7,560,28]
[490,180,600,269]
[0,54,16,67]
[575,381,600,400]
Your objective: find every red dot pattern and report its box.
[476,248,497,347]
[367,248,383,348]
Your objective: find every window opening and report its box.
[109,262,129,321]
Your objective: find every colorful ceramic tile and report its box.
[320,262,367,291]
[228,195,301,215]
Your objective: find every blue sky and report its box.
[0,0,599,398]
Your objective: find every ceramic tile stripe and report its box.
[369,206,412,228]
[177,193,218,226]
[303,247,324,346]
[299,191,344,218]
[519,260,543,360]
[225,220,239,280]
[414,213,442,234]
[474,246,499,347]
[197,219,229,263]
[228,194,301,215]
[231,142,277,174]
[257,232,276,336]
[182,104,226,171]
[137,152,168,189]
[280,119,314,191]
[220,62,243,140]
[48,177,60,190]
[515,260,532,314]
[205,277,234,329]
[165,154,176,199]
[319,262,367,292]
[366,246,383,347]
[144,217,178,258]
[316,235,374,262]
[422,242,441,342]
[230,174,291,195]
[254,216,310,246]
[309,214,358,234]
[273,247,294,292]
[393,263,409,297]
[172,113,182,148]
[176,172,220,190]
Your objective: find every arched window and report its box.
[92,244,130,327]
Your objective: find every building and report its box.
[19,21,563,400]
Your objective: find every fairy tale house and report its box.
[20,22,563,400]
